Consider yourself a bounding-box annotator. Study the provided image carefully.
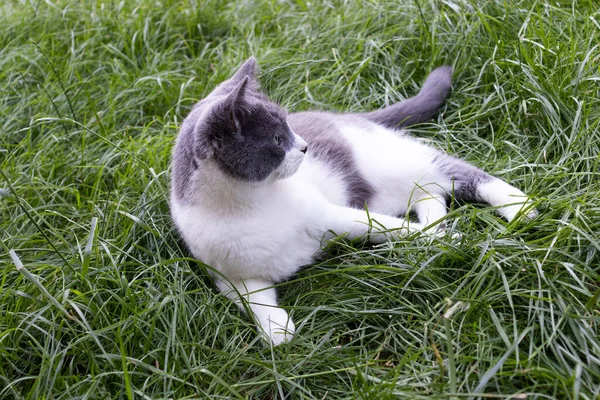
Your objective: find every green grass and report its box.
[1,0,599,398]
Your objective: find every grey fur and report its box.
[363,66,453,129]
[288,112,375,208]
[433,154,493,202]
[171,58,296,202]
[208,78,294,182]
[170,111,200,203]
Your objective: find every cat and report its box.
[170,57,536,345]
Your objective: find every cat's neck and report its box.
[191,160,276,211]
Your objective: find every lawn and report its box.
[1,0,599,398]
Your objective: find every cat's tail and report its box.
[363,66,452,129]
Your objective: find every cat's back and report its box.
[289,110,425,165]
[289,111,444,215]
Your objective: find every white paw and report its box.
[412,225,462,245]
[368,222,427,244]
[434,228,463,241]
[477,179,538,222]
[393,222,429,237]
[265,319,295,346]
[257,310,295,346]
[500,202,538,222]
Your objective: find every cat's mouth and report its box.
[270,133,307,181]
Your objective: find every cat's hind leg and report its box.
[474,178,538,221]
[436,155,537,221]
[216,278,295,346]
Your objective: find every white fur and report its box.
[171,121,534,345]
[477,178,538,220]
[338,120,452,217]
[294,159,348,205]
[270,134,307,181]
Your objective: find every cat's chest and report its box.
[295,159,349,206]
[172,189,322,281]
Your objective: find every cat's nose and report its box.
[294,133,308,154]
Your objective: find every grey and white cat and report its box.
[170,57,536,345]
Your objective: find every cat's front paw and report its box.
[500,201,538,222]
[368,221,430,244]
[257,309,295,346]
[265,320,295,346]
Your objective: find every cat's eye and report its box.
[274,135,281,145]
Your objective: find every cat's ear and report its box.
[223,75,249,134]
[230,57,258,82]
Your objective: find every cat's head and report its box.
[192,57,307,183]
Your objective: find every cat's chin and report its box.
[270,150,304,181]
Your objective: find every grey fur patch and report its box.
[364,66,453,129]
[288,112,375,209]
[171,57,295,202]
[209,80,294,182]
[170,108,202,202]
[433,153,492,202]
